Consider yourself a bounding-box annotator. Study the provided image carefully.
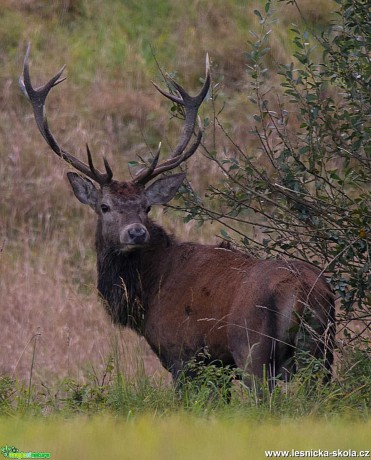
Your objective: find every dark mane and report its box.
[96,220,172,331]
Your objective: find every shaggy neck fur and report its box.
[96,219,172,333]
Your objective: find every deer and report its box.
[20,45,335,394]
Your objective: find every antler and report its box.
[133,54,210,185]
[19,43,113,186]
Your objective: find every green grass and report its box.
[1,416,370,460]
[1,361,370,459]
[1,350,370,419]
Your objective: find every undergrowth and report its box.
[1,349,370,420]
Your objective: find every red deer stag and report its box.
[20,45,335,391]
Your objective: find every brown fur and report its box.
[107,181,144,198]
[94,201,335,385]
[141,242,335,382]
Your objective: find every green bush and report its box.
[180,0,370,349]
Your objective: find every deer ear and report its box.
[67,172,99,209]
[145,173,185,205]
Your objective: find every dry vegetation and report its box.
[0,0,341,385]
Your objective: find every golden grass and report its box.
[0,235,168,381]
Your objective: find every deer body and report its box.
[94,212,333,382]
[20,46,335,387]
[74,176,333,384]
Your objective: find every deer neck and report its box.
[95,220,172,333]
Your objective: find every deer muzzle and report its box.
[120,223,149,249]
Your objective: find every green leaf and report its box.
[253,9,263,21]
[220,229,229,239]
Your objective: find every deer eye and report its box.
[101,204,110,214]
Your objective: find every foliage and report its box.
[179,0,370,347]
[0,376,15,416]
[0,347,370,418]
[177,351,239,410]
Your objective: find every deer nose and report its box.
[127,225,148,245]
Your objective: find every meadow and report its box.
[0,0,370,458]
[1,416,371,459]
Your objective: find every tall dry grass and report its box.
[1,235,170,380]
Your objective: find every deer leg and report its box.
[229,326,277,391]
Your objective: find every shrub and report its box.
[179,0,370,350]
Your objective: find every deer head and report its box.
[19,44,210,251]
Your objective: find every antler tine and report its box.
[132,142,162,185]
[86,144,113,183]
[148,128,203,179]
[134,54,210,185]
[19,43,113,186]
[158,53,210,160]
